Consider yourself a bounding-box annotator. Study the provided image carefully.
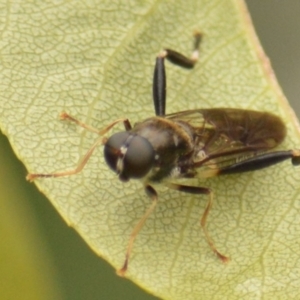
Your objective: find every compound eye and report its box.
[124,135,154,179]
[104,132,154,180]
[104,132,130,174]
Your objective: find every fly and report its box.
[27,32,300,276]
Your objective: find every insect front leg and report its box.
[26,114,132,181]
[117,185,158,276]
[59,111,132,133]
[166,182,229,263]
[153,32,202,116]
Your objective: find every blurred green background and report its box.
[1,1,300,299]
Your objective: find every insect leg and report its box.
[60,112,132,133]
[27,135,104,181]
[217,149,300,175]
[117,185,158,276]
[164,31,202,68]
[166,183,229,263]
[26,116,132,181]
[153,32,202,116]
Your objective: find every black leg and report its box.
[153,56,166,116]
[153,32,202,116]
[166,182,229,263]
[218,149,300,176]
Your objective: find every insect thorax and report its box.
[131,117,197,182]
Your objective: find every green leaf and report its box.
[1,1,300,299]
[0,135,63,300]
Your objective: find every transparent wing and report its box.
[166,108,287,171]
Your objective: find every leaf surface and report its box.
[1,1,300,299]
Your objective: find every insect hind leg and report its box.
[163,31,202,68]
[153,32,202,116]
[166,182,229,263]
[217,149,300,176]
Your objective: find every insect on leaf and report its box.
[0,1,300,299]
